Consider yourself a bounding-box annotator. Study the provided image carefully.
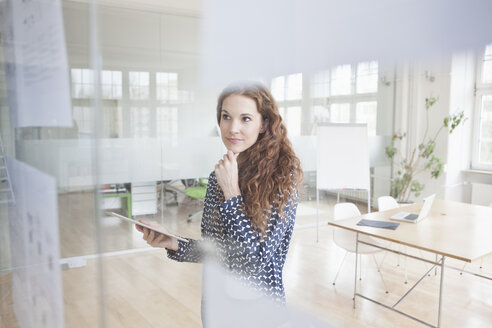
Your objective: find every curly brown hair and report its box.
[216,82,303,234]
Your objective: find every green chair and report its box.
[185,177,208,222]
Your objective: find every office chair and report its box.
[332,202,388,293]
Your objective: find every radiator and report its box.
[471,183,492,206]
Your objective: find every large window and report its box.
[310,62,379,135]
[271,73,303,136]
[130,107,151,138]
[156,72,178,102]
[157,107,178,146]
[101,70,122,99]
[71,69,94,98]
[129,71,150,100]
[473,45,492,170]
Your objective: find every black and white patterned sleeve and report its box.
[219,192,298,275]
[166,238,202,263]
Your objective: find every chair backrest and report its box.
[378,196,399,212]
[333,202,361,221]
[332,203,361,251]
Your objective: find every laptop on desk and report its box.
[390,194,436,223]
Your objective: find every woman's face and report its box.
[219,94,265,154]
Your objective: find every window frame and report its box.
[471,46,492,171]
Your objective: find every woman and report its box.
[137,82,303,306]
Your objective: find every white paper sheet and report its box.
[0,0,72,127]
[7,157,64,328]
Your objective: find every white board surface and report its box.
[316,123,370,191]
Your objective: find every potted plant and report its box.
[385,97,467,203]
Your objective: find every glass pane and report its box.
[356,61,378,94]
[356,101,377,135]
[480,120,492,139]
[482,45,492,83]
[156,72,179,101]
[312,70,330,98]
[271,76,285,101]
[278,106,286,120]
[331,65,351,95]
[71,68,81,84]
[479,141,492,164]
[130,107,151,138]
[313,105,330,123]
[286,106,302,136]
[129,71,149,99]
[286,73,302,100]
[330,103,350,122]
[157,107,178,146]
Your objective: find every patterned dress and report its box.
[167,171,298,304]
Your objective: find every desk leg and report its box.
[127,194,132,218]
[437,256,445,328]
[353,232,359,309]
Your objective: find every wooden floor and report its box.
[1,192,492,327]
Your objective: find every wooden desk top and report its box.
[328,199,492,263]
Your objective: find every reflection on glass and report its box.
[129,71,150,100]
[356,101,377,135]
[356,61,378,94]
[330,103,350,122]
[331,65,351,95]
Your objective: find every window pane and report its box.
[356,61,378,94]
[278,106,285,121]
[130,107,151,138]
[479,141,492,165]
[156,72,179,102]
[129,72,149,100]
[71,68,94,98]
[286,106,301,136]
[331,65,351,96]
[330,103,350,122]
[157,107,178,146]
[479,95,492,164]
[271,76,285,101]
[102,106,122,138]
[356,101,377,135]
[312,70,330,98]
[286,73,302,100]
[482,45,492,83]
[73,106,93,134]
[313,105,330,123]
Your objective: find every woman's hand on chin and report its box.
[215,150,241,200]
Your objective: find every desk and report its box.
[328,199,492,328]
[101,190,132,218]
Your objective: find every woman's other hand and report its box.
[215,150,241,200]
[136,220,178,251]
